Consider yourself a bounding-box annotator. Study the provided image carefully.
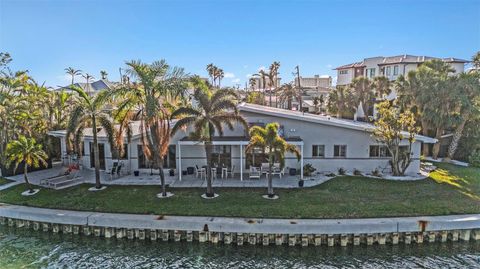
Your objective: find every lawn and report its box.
[0,163,478,219]
[0,177,13,186]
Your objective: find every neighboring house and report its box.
[55,79,118,95]
[335,54,468,87]
[49,103,436,180]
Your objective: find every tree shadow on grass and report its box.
[429,168,480,201]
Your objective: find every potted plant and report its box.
[303,163,316,177]
[298,180,304,187]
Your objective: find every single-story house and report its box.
[48,103,436,180]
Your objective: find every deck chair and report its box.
[249,167,261,179]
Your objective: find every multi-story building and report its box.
[250,76,281,90]
[335,55,468,86]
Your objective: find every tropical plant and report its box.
[82,73,95,94]
[107,59,189,197]
[472,51,480,71]
[5,136,48,193]
[65,67,82,85]
[246,122,301,198]
[469,150,480,167]
[277,83,299,110]
[172,81,247,197]
[100,70,108,80]
[327,85,355,118]
[66,85,116,189]
[445,72,480,160]
[373,100,420,176]
[269,61,280,107]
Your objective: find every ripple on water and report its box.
[0,227,479,269]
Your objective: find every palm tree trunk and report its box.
[445,114,470,161]
[205,141,214,197]
[432,128,443,160]
[92,116,102,189]
[267,151,274,197]
[158,155,167,196]
[24,164,33,193]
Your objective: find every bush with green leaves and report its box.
[303,163,316,177]
[469,150,480,167]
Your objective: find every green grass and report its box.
[0,163,478,219]
[0,177,13,186]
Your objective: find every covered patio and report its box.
[176,136,305,182]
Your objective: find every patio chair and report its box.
[272,167,284,178]
[225,165,235,178]
[106,165,118,180]
[261,163,269,175]
[195,165,206,179]
[249,167,261,179]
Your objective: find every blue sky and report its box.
[1,0,479,87]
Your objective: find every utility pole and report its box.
[294,65,303,111]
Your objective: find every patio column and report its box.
[300,144,304,180]
[240,144,243,181]
[178,142,182,181]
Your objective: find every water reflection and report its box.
[1,227,479,268]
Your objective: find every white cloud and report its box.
[246,74,252,78]
[319,74,331,78]
[258,66,266,71]
[243,65,248,69]
[224,72,235,78]
[326,64,333,68]
[232,78,240,83]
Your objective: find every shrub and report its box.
[303,163,316,177]
[353,168,362,176]
[338,167,346,175]
[469,150,480,168]
[326,173,336,177]
[371,168,381,177]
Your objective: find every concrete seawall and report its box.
[1,203,479,247]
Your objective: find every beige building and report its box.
[250,76,282,90]
[335,55,468,86]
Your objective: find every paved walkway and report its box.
[0,181,22,191]
[6,165,333,189]
[0,203,479,234]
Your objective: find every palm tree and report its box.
[269,62,280,107]
[100,70,108,80]
[312,95,324,114]
[6,136,48,193]
[217,68,224,88]
[349,76,374,120]
[206,63,215,86]
[472,51,480,70]
[171,81,247,198]
[248,77,256,90]
[246,123,300,198]
[277,83,299,110]
[82,73,94,94]
[445,72,480,160]
[327,85,355,118]
[65,67,82,85]
[107,60,188,197]
[66,86,116,189]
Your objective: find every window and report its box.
[333,145,347,158]
[137,145,152,169]
[386,66,391,76]
[339,70,348,75]
[112,144,128,160]
[163,145,176,169]
[393,65,399,75]
[369,145,391,158]
[312,145,325,158]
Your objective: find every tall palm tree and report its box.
[65,67,82,85]
[277,83,299,110]
[472,51,480,70]
[206,63,216,86]
[269,62,280,107]
[246,123,300,198]
[349,76,374,120]
[171,81,247,198]
[82,73,94,94]
[107,60,188,197]
[445,72,480,160]
[6,136,48,193]
[66,86,116,189]
[327,85,355,118]
[248,77,256,90]
[100,70,108,80]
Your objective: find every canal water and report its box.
[1,227,479,268]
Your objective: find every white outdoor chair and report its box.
[272,167,284,178]
[249,167,261,179]
[261,163,269,175]
[224,165,235,178]
[195,165,206,179]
